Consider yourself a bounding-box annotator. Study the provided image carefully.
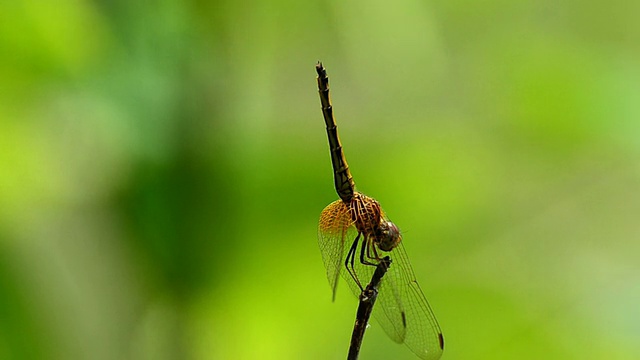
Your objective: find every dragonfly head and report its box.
[376,220,401,252]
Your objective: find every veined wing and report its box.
[318,200,356,301]
[318,199,379,303]
[329,220,444,360]
[376,241,444,360]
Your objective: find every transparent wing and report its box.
[318,200,356,301]
[337,229,444,359]
[318,200,379,305]
[372,259,408,343]
[375,242,444,360]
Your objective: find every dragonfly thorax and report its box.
[375,220,402,252]
[350,192,402,252]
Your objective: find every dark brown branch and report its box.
[347,256,392,360]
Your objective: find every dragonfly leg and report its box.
[345,232,364,291]
[367,239,379,260]
[364,239,381,264]
[369,243,380,262]
[359,235,378,267]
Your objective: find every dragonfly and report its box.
[315,62,444,360]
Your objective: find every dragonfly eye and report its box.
[376,221,401,252]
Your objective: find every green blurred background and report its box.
[1,0,639,359]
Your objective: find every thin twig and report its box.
[347,256,392,360]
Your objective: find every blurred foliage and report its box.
[1,0,639,359]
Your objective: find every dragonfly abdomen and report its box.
[316,62,356,202]
[327,134,355,202]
